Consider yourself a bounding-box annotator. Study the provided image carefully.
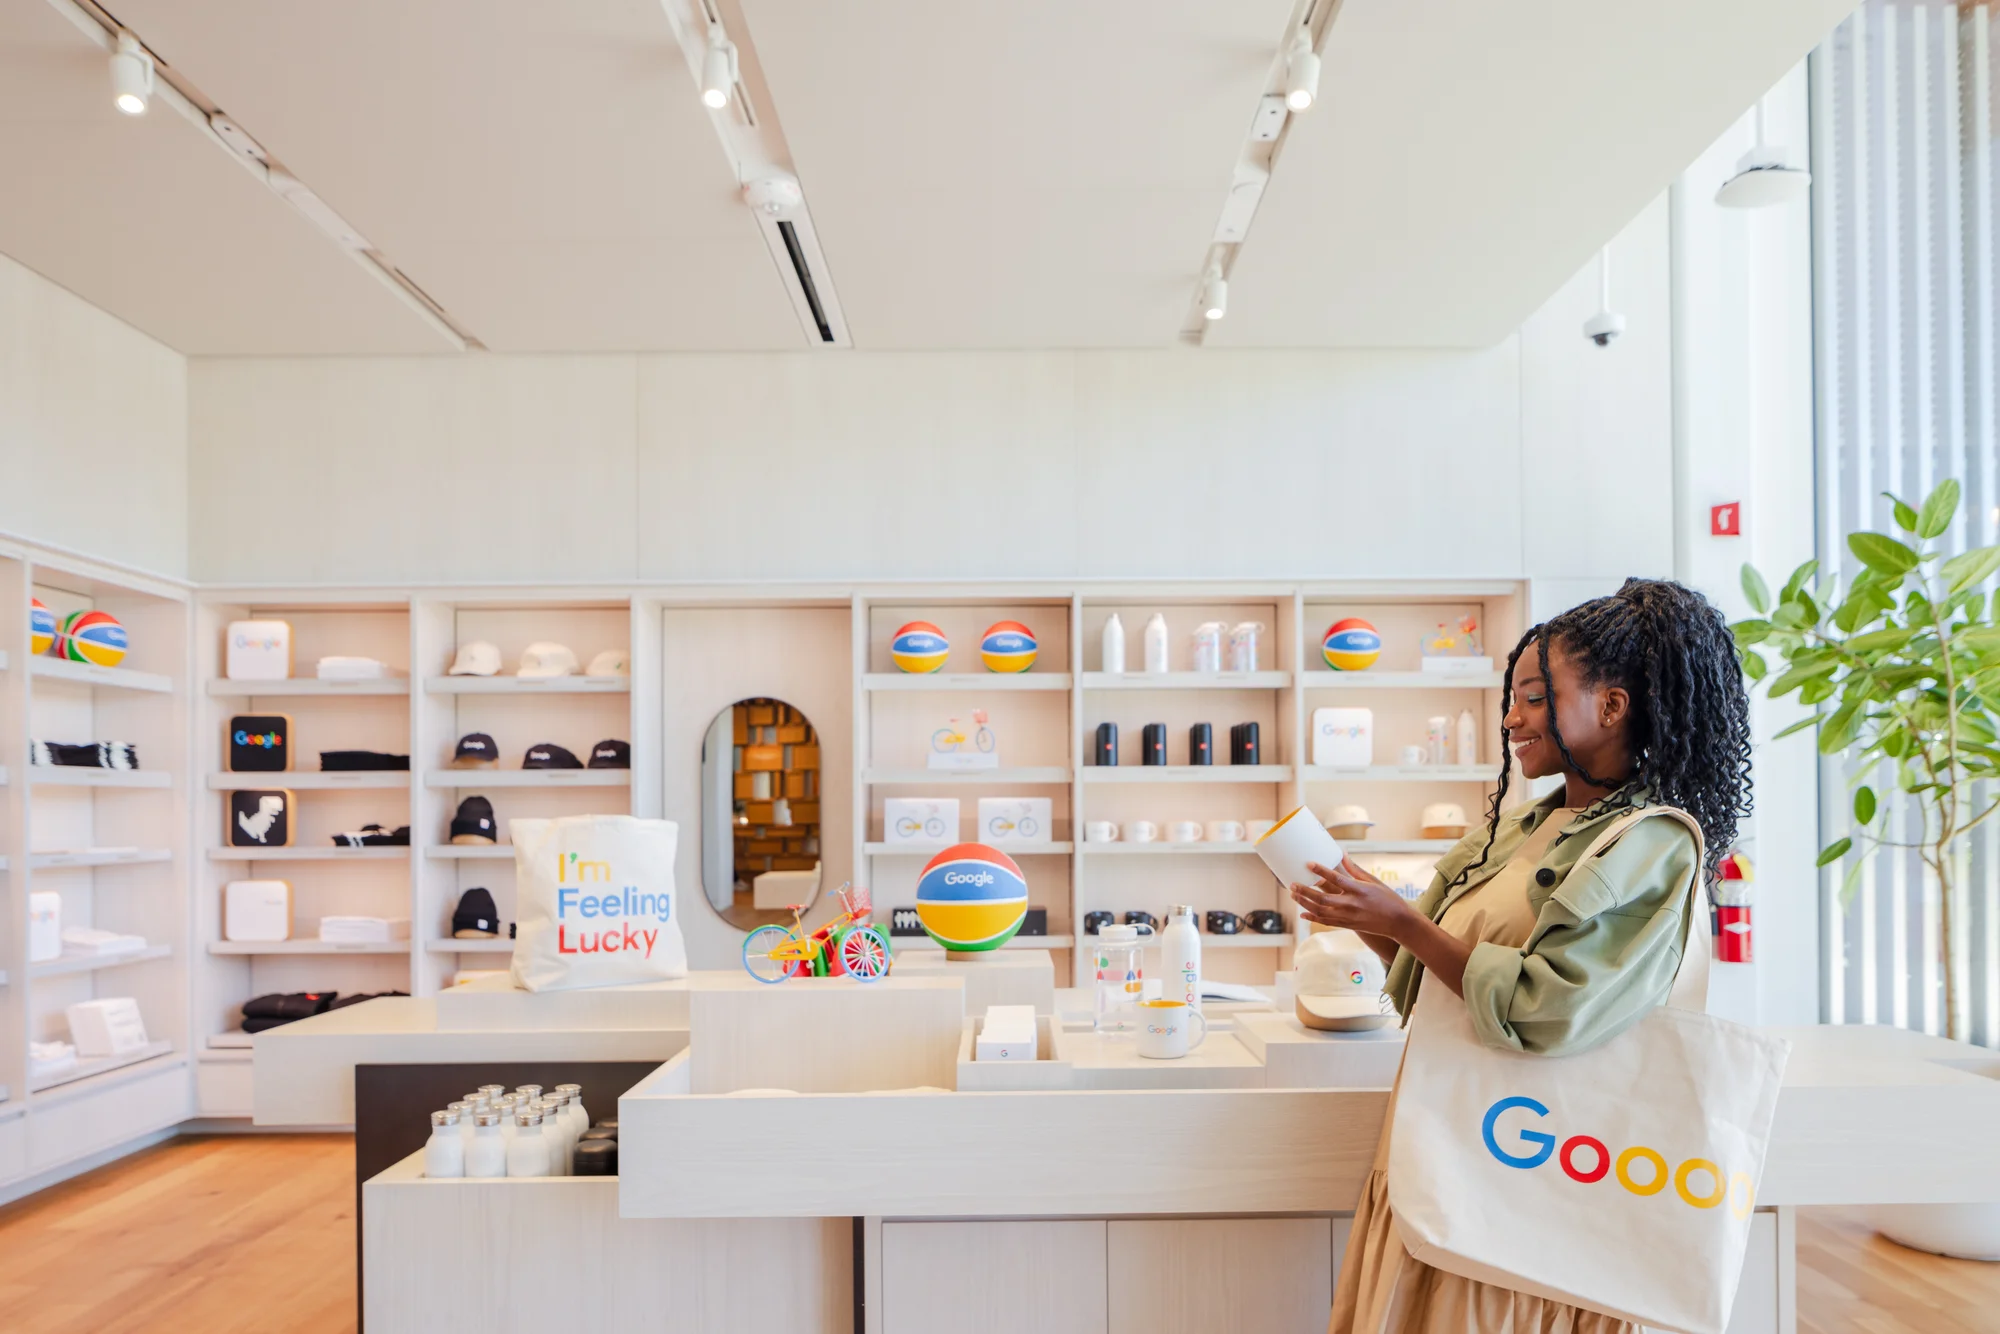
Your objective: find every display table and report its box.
[255,965,2000,1334]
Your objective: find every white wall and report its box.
[185,199,1673,593]
[0,252,188,577]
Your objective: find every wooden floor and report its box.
[0,1135,1994,1333]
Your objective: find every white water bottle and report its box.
[1144,613,1170,674]
[1456,708,1478,767]
[1192,622,1225,674]
[508,1109,549,1178]
[1163,903,1202,1012]
[546,1095,575,1176]
[556,1083,588,1139]
[1102,614,1126,674]
[448,1100,475,1150]
[466,1111,506,1178]
[424,1110,465,1178]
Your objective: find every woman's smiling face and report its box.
[1503,638,1632,782]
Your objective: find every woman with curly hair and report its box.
[1297,578,1754,1334]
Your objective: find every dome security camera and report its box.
[1583,309,1626,348]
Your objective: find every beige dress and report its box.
[1328,810,1636,1334]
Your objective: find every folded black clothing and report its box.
[331,824,411,847]
[327,990,408,1011]
[31,740,139,770]
[320,750,410,771]
[241,991,338,1021]
[240,1015,300,1034]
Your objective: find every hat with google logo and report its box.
[1294,928,1392,1032]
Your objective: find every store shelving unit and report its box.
[30,944,176,978]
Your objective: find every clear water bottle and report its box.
[1093,921,1153,1032]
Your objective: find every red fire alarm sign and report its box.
[1711,502,1742,536]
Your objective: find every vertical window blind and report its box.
[1812,0,2000,1044]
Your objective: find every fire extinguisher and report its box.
[1715,850,1752,963]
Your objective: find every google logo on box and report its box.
[1481,1096,1755,1217]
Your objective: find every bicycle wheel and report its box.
[976,727,995,753]
[742,926,798,984]
[841,926,892,981]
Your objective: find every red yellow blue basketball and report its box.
[891,621,950,673]
[30,598,56,657]
[1321,618,1381,672]
[979,620,1038,673]
[59,609,128,668]
[915,843,1028,952]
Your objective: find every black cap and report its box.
[452,732,498,767]
[587,739,630,770]
[522,743,583,770]
[449,795,497,843]
[452,887,501,938]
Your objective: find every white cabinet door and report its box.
[881,1220,1108,1334]
[1107,1218,1332,1334]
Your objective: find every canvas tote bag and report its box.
[510,815,688,992]
[1387,807,1791,1334]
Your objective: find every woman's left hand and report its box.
[1291,857,1416,941]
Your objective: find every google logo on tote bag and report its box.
[1481,1096,1756,1217]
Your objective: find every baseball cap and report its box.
[585,649,630,678]
[1325,804,1374,835]
[1421,802,1470,835]
[1294,928,1392,1029]
[517,642,578,679]
[452,733,498,768]
[452,887,501,939]
[448,641,501,677]
[587,739,631,770]
[449,795,497,844]
[522,743,583,770]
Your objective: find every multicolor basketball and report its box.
[29,598,56,657]
[915,843,1028,952]
[59,609,128,668]
[890,621,950,673]
[1321,618,1381,672]
[979,620,1038,673]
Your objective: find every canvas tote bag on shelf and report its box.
[1387,807,1790,1334]
[510,815,688,993]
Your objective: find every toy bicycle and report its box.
[741,883,893,984]
[931,711,995,756]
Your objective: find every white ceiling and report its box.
[1,0,1853,353]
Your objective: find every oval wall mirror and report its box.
[699,697,823,929]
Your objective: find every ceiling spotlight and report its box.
[742,174,803,217]
[1715,97,1810,208]
[1202,267,1228,321]
[701,27,738,110]
[1583,246,1624,347]
[109,32,154,117]
[1284,32,1319,112]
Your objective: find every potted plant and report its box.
[1733,478,2000,1258]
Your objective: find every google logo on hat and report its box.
[1481,1096,1755,1217]
[1348,969,1366,985]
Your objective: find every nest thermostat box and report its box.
[979,797,1051,845]
[885,798,958,845]
[28,891,61,963]
[228,789,295,847]
[67,997,150,1057]
[1312,707,1374,768]
[225,620,293,680]
[228,714,291,772]
[224,880,292,942]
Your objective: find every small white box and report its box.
[224,880,292,942]
[318,915,410,943]
[978,797,1052,845]
[1312,707,1374,768]
[976,1005,1039,1062]
[226,620,293,680]
[1421,655,1495,675]
[884,798,958,845]
[28,891,61,963]
[67,997,149,1058]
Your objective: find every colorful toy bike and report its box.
[741,883,894,984]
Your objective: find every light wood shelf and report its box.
[864,672,1071,692]
[423,845,515,860]
[30,943,174,979]
[30,657,174,693]
[1300,670,1503,690]
[29,1042,177,1095]
[207,677,409,696]
[1299,765,1499,784]
[1081,766,1293,784]
[1200,935,1296,948]
[1081,671,1291,690]
[208,770,409,790]
[864,767,1071,785]
[1346,839,1457,854]
[864,841,1074,856]
[28,848,173,869]
[424,675,629,695]
[1077,842,1258,855]
[208,847,407,862]
[424,938,513,954]
[422,769,629,789]
[208,940,410,955]
[30,768,171,789]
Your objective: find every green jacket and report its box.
[1384,788,1702,1058]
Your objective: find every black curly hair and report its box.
[1447,578,1753,889]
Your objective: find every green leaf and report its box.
[1884,492,1920,532]
[1819,701,1863,752]
[1781,559,1821,602]
[1741,564,1771,614]
[1771,713,1822,740]
[1917,478,1962,539]
[1817,837,1854,867]
[1942,544,2000,594]
[1850,532,1921,576]
[1741,649,1768,682]
[1961,626,2000,653]
[1771,601,1809,630]
[1839,857,1866,905]
[1846,626,1916,653]
[1854,786,1877,824]
[1768,660,1837,698]
[1732,619,1773,646]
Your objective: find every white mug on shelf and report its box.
[1166,820,1203,844]
[1206,820,1246,843]
[1245,819,1277,841]
[1399,744,1428,767]
[1123,820,1159,844]
[1136,999,1208,1059]
[1084,821,1120,844]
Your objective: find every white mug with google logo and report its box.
[1136,999,1208,1059]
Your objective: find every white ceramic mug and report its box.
[1399,744,1428,767]
[1136,999,1208,1059]
[1123,820,1159,844]
[1084,821,1120,843]
[1245,819,1276,841]
[1206,819,1246,843]
[1166,820,1203,844]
